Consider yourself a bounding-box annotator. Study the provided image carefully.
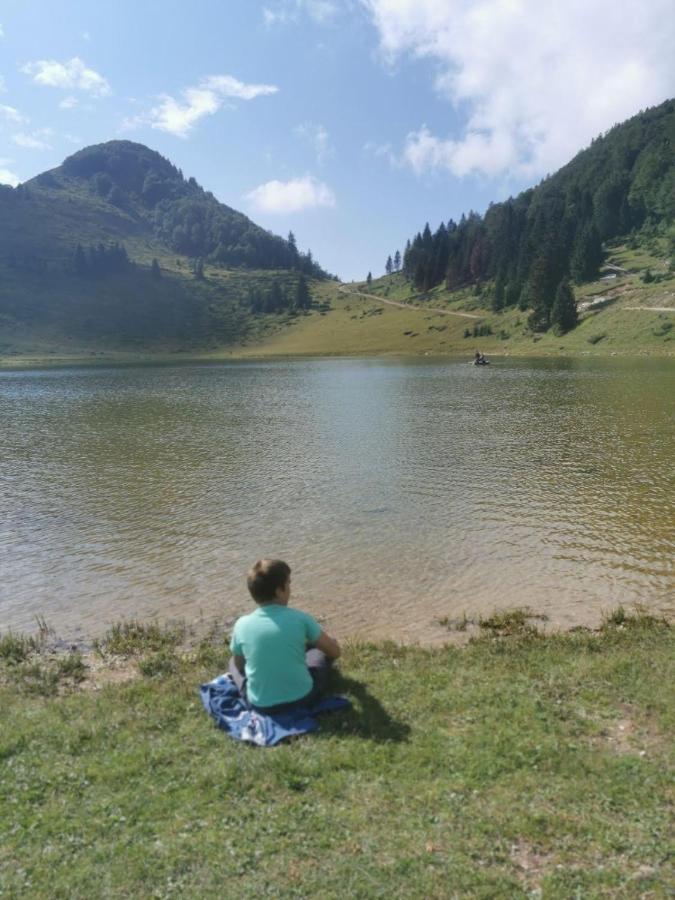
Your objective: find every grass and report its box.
[93,619,187,658]
[206,239,674,362]
[0,609,672,898]
[3,238,674,369]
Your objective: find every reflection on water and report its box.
[1,357,673,642]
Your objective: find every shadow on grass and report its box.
[321,670,410,744]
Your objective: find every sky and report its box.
[0,0,674,281]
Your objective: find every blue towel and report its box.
[200,674,351,746]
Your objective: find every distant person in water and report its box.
[473,350,488,365]
[228,559,341,712]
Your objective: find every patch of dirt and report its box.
[80,652,139,691]
[510,840,556,889]
[598,703,662,757]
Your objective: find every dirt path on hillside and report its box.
[338,285,482,319]
[623,306,675,312]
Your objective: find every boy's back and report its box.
[231,604,322,708]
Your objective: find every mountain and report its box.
[398,98,675,333]
[4,140,325,275]
[0,141,330,355]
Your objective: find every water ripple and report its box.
[1,357,673,640]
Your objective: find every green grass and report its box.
[2,235,674,368]
[93,619,187,658]
[0,611,672,898]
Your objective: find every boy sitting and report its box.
[228,559,341,713]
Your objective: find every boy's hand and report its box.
[313,630,341,660]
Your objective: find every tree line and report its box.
[392,100,674,333]
[246,275,313,315]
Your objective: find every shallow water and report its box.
[1,357,673,643]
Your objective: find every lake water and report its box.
[1,357,673,643]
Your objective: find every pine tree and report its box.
[366,271,372,286]
[492,274,505,311]
[385,255,393,276]
[570,223,603,283]
[403,239,412,277]
[295,274,312,311]
[550,279,578,335]
[151,258,161,280]
[393,250,401,272]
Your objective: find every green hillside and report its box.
[0,141,330,361]
[204,237,672,362]
[394,99,674,336]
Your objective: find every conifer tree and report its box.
[366,271,372,286]
[385,255,393,276]
[393,250,401,272]
[550,278,578,334]
[570,223,603,283]
[295,274,312,311]
[492,274,505,311]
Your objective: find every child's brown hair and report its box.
[246,559,291,604]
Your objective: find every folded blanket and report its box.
[200,674,351,746]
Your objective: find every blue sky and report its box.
[1,0,673,280]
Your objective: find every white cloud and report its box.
[360,0,675,180]
[263,0,340,25]
[295,122,333,163]
[246,175,336,213]
[0,168,19,186]
[59,95,79,110]
[12,129,52,150]
[124,74,279,138]
[0,104,27,124]
[22,57,111,97]
[0,156,19,186]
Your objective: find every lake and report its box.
[1,356,673,643]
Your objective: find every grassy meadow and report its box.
[0,610,673,898]
[3,237,672,369]
[224,239,674,362]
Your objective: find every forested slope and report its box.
[397,99,674,333]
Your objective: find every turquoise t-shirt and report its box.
[230,605,322,708]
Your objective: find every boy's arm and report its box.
[233,654,246,674]
[312,630,341,660]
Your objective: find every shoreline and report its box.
[2,604,669,681]
[2,342,674,372]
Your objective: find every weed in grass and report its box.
[12,660,59,695]
[439,611,474,631]
[138,650,180,677]
[652,319,673,337]
[478,607,547,636]
[94,619,186,657]
[0,632,40,664]
[194,626,231,671]
[56,650,87,683]
[600,604,669,631]
[34,614,54,642]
